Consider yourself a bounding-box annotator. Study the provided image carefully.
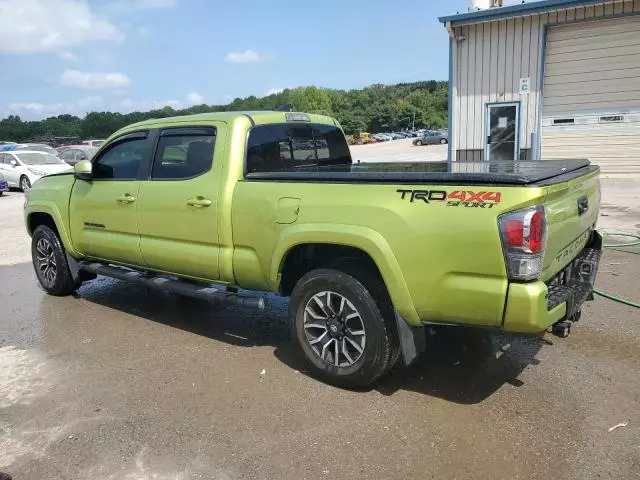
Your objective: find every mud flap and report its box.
[65,253,96,284]
[394,311,426,365]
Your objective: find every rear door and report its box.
[69,131,152,266]
[137,125,222,280]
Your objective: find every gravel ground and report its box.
[0,153,639,480]
[351,138,448,163]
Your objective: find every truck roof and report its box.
[122,111,339,131]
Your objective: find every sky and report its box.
[0,0,484,120]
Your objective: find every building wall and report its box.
[450,0,640,160]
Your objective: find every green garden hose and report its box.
[594,231,640,308]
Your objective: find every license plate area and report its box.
[547,231,602,319]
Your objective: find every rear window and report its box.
[246,123,351,174]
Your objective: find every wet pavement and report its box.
[1,192,639,479]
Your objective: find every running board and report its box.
[77,261,266,310]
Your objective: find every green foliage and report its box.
[0,81,448,142]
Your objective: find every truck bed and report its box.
[246,159,596,186]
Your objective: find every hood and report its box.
[28,163,73,175]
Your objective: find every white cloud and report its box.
[186,92,204,105]
[9,102,63,115]
[99,0,176,13]
[0,0,124,54]
[119,98,183,112]
[265,88,284,96]
[5,92,201,120]
[60,69,131,90]
[224,49,267,64]
[8,96,104,119]
[57,51,78,62]
[136,26,151,37]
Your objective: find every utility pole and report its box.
[412,112,416,131]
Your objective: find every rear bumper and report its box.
[503,230,603,333]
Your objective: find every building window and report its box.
[552,118,575,125]
[599,115,624,123]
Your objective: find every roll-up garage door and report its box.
[541,16,640,173]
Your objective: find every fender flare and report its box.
[270,223,421,326]
[25,201,81,257]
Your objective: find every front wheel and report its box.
[415,140,422,146]
[31,225,78,296]
[289,269,397,388]
[440,138,448,144]
[20,175,31,192]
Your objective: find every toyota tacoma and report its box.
[24,111,602,387]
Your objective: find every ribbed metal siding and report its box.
[541,13,640,171]
[452,14,543,157]
[543,15,640,114]
[451,0,639,163]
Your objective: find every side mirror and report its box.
[74,160,93,181]
[9,159,17,167]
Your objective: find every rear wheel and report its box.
[290,269,397,388]
[20,176,31,192]
[31,225,78,296]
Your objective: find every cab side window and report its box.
[151,127,215,180]
[93,134,149,180]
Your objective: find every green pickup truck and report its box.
[24,111,602,387]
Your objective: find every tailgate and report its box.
[540,169,600,282]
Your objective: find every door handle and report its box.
[116,194,136,204]
[187,197,212,208]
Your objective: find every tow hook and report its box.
[552,321,571,338]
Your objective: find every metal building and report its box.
[439,0,640,172]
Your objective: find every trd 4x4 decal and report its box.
[397,189,502,207]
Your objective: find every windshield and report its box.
[16,153,66,165]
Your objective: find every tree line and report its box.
[0,81,448,143]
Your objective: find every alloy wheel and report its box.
[303,291,366,367]
[36,238,57,287]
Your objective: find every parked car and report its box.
[372,134,391,142]
[0,172,8,195]
[82,139,106,148]
[58,146,99,166]
[0,143,59,155]
[389,133,404,140]
[0,150,72,191]
[413,131,448,146]
[24,111,602,388]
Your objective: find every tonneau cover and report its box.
[246,159,596,186]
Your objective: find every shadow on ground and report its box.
[65,274,546,404]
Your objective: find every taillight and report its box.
[498,205,547,281]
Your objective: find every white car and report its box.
[0,150,73,191]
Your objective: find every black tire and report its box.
[440,138,448,144]
[289,268,398,388]
[20,175,31,192]
[415,140,422,146]
[31,225,78,296]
